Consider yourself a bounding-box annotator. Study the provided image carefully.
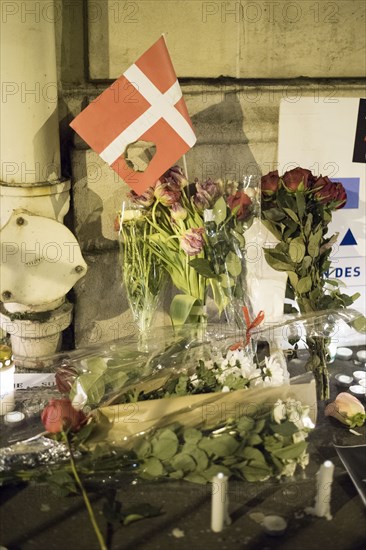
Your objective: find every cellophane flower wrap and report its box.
[260,167,364,399]
[35,324,318,484]
[122,167,260,328]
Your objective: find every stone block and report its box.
[87,0,365,79]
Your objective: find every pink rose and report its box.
[171,203,187,221]
[325,392,365,428]
[128,187,155,208]
[41,398,87,433]
[180,227,205,256]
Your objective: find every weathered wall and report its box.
[56,0,366,347]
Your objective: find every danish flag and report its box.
[70,36,196,194]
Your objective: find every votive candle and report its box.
[314,460,334,519]
[211,473,229,532]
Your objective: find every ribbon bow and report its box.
[230,306,265,350]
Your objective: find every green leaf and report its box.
[270,421,299,437]
[83,356,108,375]
[272,441,307,461]
[198,434,239,458]
[241,447,266,463]
[283,207,299,224]
[171,453,196,473]
[248,434,262,446]
[289,237,305,263]
[350,315,366,333]
[72,373,105,405]
[190,448,209,470]
[237,416,255,434]
[201,464,231,480]
[140,457,164,479]
[296,192,306,220]
[212,196,227,225]
[264,249,294,272]
[122,503,162,525]
[304,213,313,238]
[308,228,323,257]
[287,271,299,290]
[226,251,242,277]
[261,219,282,240]
[183,428,202,444]
[170,294,199,326]
[219,273,234,289]
[262,208,286,222]
[189,258,217,278]
[134,439,152,459]
[152,429,179,460]
[237,462,272,482]
[297,276,312,294]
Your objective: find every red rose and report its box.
[313,177,347,209]
[282,167,316,192]
[41,398,86,433]
[261,170,279,195]
[227,191,252,220]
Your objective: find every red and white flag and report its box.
[70,36,196,194]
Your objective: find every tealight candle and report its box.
[262,515,287,536]
[336,347,353,360]
[356,350,366,363]
[211,473,230,532]
[353,371,366,383]
[335,374,353,388]
[4,411,25,425]
[349,385,366,397]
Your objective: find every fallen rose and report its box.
[55,364,79,394]
[154,180,181,206]
[324,392,366,428]
[41,398,87,433]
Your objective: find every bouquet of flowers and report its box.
[260,167,362,399]
[116,167,259,329]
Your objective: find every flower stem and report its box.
[63,432,107,550]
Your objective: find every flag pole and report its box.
[182,154,189,181]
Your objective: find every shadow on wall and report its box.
[187,91,261,182]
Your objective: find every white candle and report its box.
[211,473,230,532]
[313,460,334,519]
[356,350,366,363]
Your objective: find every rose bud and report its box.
[154,180,181,206]
[282,167,316,192]
[180,227,205,256]
[41,398,87,434]
[55,363,78,394]
[313,177,347,209]
[261,170,280,195]
[227,191,252,220]
[324,392,366,428]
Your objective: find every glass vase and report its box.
[118,204,166,349]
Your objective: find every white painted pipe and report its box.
[0,0,61,184]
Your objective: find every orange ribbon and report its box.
[230,306,265,350]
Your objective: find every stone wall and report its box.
[56,0,366,347]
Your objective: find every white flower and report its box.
[217,366,242,385]
[71,380,88,411]
[298,450,310,469]
[292,430,306,444]
[262,355,285,387]
[221,386,230,393]
[273,399,286,424]
[281,461,297,477]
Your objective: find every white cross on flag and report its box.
[70,36,196,194]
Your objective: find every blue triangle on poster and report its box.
[340,228,357,246]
